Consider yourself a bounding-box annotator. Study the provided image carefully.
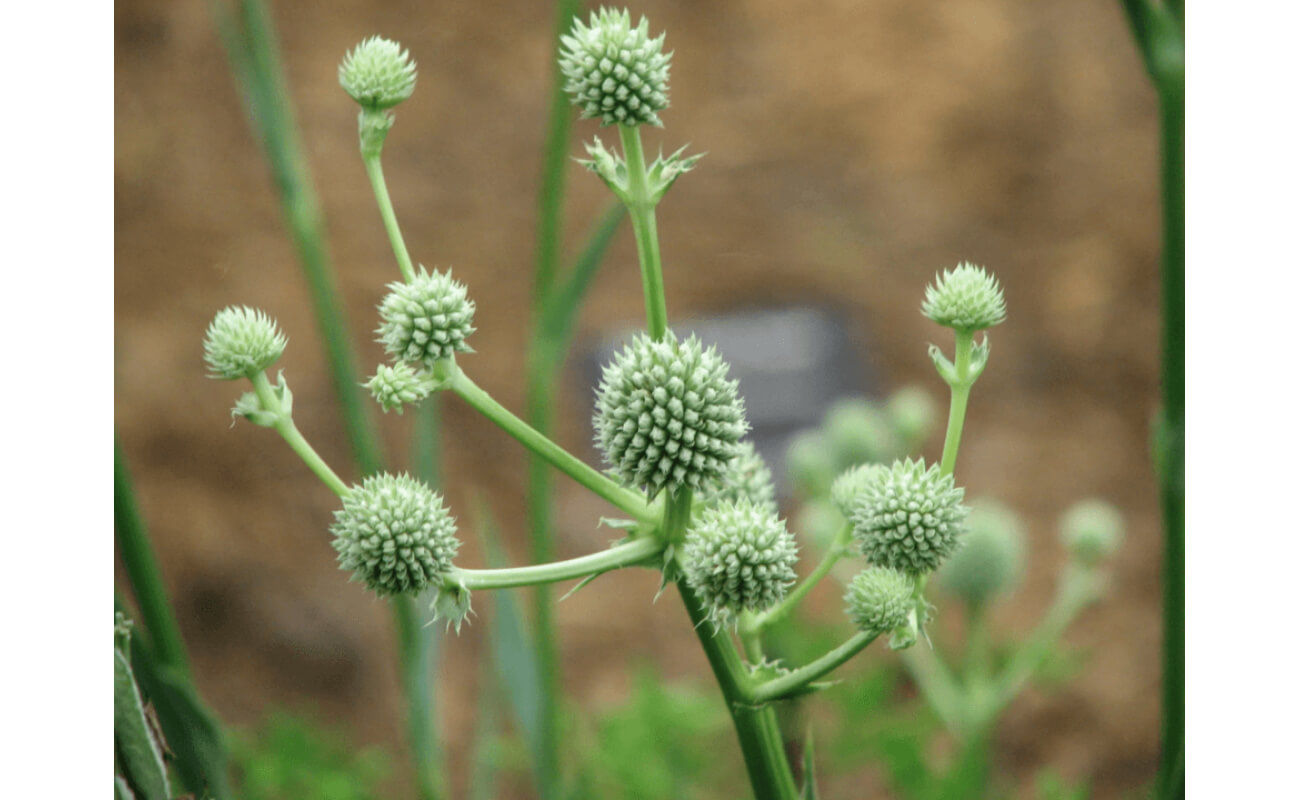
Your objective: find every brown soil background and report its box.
[115,1,1165,797]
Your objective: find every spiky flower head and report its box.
[825,398,901,466]
[887,386,938,449]
[339,36,417,110]
[700,441,777,514]
[1060,499,1124,565]
[937,499,1025,607]
[377,268,476,370]
[594,331,748,497]
[849,458,968,576]
[683,497,798,626]
[921,262,1007,332]
[366,362,433,414]
[559,8,671,127]
[203,306,287,380]
[830,464,886,519]
[845,567,915,636]
[331,473,460,597]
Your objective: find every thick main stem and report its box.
[618,125,669,340]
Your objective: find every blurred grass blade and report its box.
[114,622,172,800]
[798,728,819,800]
[539,203,626,354]
[474,499,546,787]
[466,663,503,800]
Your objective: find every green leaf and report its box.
[114,623,171,800]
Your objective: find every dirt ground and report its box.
[115,1,1166,797]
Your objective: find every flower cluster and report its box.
[203,306,287,381]
[921,262,1007,332]
[377,267,476,370]
[848,459,968,576]
[559,8,671,127]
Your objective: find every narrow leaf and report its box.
[114,628,171,800]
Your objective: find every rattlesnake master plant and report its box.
[921,262,1007,332]
[377,267,476,369]
[338,36,417,111]
[683,497,799,627]
[700,440,777,513]
[203,306,287,380]
[845,566,916,641]
[849,458,969,576]
[331,473,460,597]
[936,499,1026,608]
[559,8,671,127]
[593,331,749,498]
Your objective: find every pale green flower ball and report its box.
[937,499,1025,607]
[850,458,968,576]
[830,463,886,519]
[921,262,1007,332]
[203,306,287,380]
[331,473,460,597]
[366,362,431,414]
[377,268,476,370]
[594,331,748,498]
[339,36,417,110]
[845,567,915,635]
[559,8,671,127]
[700,441,777,514]
[683,498,799,626]
[1060,499,1124,565]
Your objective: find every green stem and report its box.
[618,125,669,340]
[448,366,655,524]
[748,630,879,704]
[752,523,852,633]
[453,537,663,590]
[938,329,974,477]
[361,121,417,284]
[249,371,352,498]
[115,434,193,681]
[900,642,968,738]
[392,596,441,800]
[965,603,992,687]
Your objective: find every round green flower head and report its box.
[594,331,748,497]
[850,458,968,576]
[331,473,460,597]
[366,362,432,414]
[1060,499,1124,565]
[937,499,1025,607]
[701,441,777,513]
[830,463,886,519]
[825,398,900,466]
[785,430,836,498]
[377,267,476,370]
[845,567,915,636]
[203,306,287,380]
[339,36,417,110]
[921,262,1007,331]
[559,8,671,127]
[683,497,798,626]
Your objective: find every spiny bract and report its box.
[377,267,476,370]
[331,473,460,597]
[594,331,748,497]
[203,306,287,380]
[339,36,417,110]
[683,497,798,626]
[921,262,1007,331]
[850,458,968,576]
[936,499,1025,607]
[559,8,671,127]
[366,362,432,414]
[845,567,915,635]
[699,441,777,514]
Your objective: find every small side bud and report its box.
[203,306,287,380]
[331,473,460,597]
[558,8,671,127]
[377,267,476,371]
[936,499,1026,608]
[231,370,293,427]
[339,36,417,111]
[683,498,799,628]
[366,362,435,414]
[921,262,1007,332]
[1059,499,1124,565]
[845,567,916,645]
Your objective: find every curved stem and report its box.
[752,523,853,633]
[453,536,663,590]
[448,366,655,524]
[938,329,974,477]
[618,125,668,340]
[360,113,416,284]
[748,630,879,704]
[900,641,967,738]
[250,371,352,498]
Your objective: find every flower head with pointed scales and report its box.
[377,267,476,370]
[699,440,777,514]
[594,331,748,498]
[339,36,417,110]
[331,473,460,597]
[683,497,798,627]
[559,8,671,127]
[203,306,287,380]
[937,499,1025,607]
[921,262,1007,332]
[845,567,915,636]
[849,458,968,576]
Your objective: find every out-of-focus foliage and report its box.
[231,712,390,800]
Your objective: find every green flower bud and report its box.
[558,8,671,127]
[845,566,915,638]
[849,458,968,576]
[887,386,938,451]
[594,331,749,498]
[700,441,777,513]
[1059,499,1124,565]
[366,362,433,414]
[921,262,1007,332]
[203,306,287,380]
[683,498,799,626]
[936,499,1025,607]
[830,464,886,519]
[331,473,460,597]
[785,430,836,498]
[795,498,843,551]
[377,267,476,370]
[825,398,900,466]
[339,36,417,110]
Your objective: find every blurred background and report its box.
[115,0,1163,797]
